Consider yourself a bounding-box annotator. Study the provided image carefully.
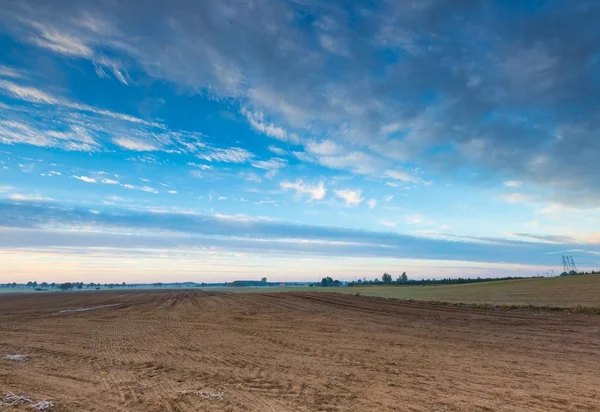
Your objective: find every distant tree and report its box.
[26,281,33,288]
[41,282,48,288]
[58,282,74,291]
[401,272,408,282]
[11,282,17,288]
[50,282,56,288]
[382,273,392,284]
[261,277,267,284]
[321,276,335,287]
[32,281,37,288]
[122,282,126,287]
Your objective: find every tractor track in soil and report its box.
[1,290,599,411]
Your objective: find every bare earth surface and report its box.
[1,290,599,411]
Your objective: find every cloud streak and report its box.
[0,201,598,266]
[335,189,364,207]
[281,180,326,201]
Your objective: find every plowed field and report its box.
[1,290,599,411]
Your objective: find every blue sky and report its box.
[1,0,599,283]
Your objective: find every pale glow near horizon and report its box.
[0,249,556,284]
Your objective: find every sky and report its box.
[1,0,599,283]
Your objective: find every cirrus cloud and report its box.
[281,180,326,201]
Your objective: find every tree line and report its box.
[348,274,529,287]
[317,270,600,287]
[318,272,407,287]
[560,270,600,276]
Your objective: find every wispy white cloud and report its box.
[384,169,421,184]
[305,140,342,156]
[186,162,212,170]
[22,19,132,86]
[0,80,156,126]
[251,158,287,178]
[0,65,27,79]
[267,145,286,156]
[296,148,381,176]
[139,186,158,194]
[7,193,53,201]
[113,137,159,151]
[127,155,162,164]
[367,198,377,209]
[241,108,299,143]
[0,120,52,148]
[504,180,522,188]
[0,79,221,158]
[167,190,177,194]
[505,232,573,244]
[100,178,119,185]
[73,175,96,183]
[95,56,129,85]
[198,147,254,163]
[255,199,281,206]
[0,80,59,104]
[121,183,159,194]
[27,20,93,57]
[281,180,326,200]
[240,172,262,183]
[251,158,287,170]
[335,189,364,207]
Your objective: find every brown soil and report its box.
[1,290,599,411]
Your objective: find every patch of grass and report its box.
[220,275,600,310]
[369,297,600,315]
[325,275,600,309]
